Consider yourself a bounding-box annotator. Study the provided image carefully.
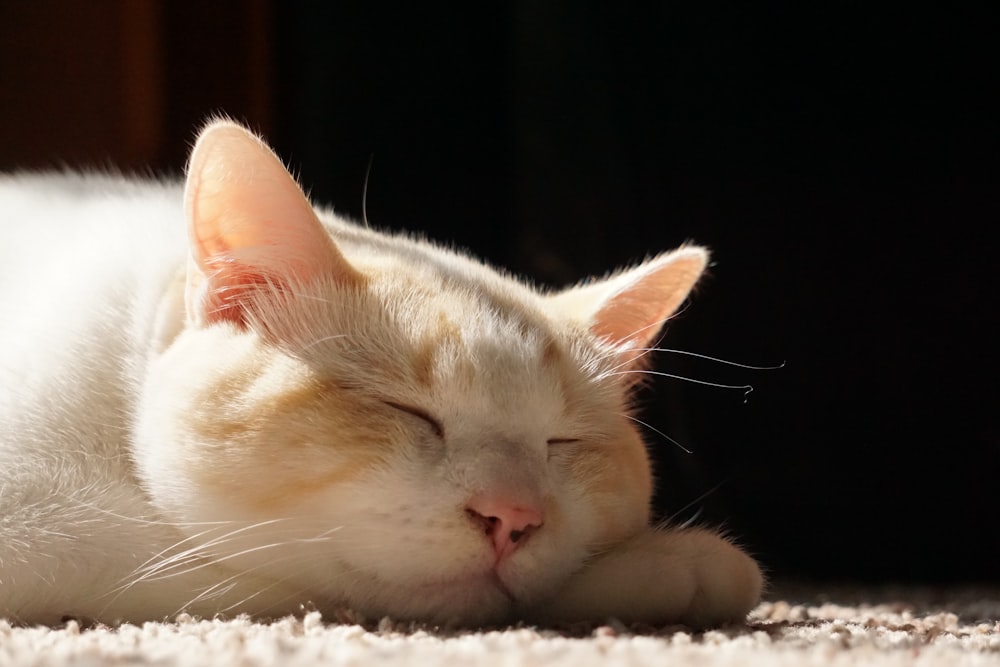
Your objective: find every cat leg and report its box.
[528,527,763,626]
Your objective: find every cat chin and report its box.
[368,574,517,627]
[373,555,580,627]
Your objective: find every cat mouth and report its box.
[486,570,516,602]
[420,569,516,604]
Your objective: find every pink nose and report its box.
[465,495,544,562]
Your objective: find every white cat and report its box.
[0,120,762,627]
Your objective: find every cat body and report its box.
[0,122,761,626]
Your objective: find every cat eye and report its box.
[546,438,580,446]
[383,401,445,439]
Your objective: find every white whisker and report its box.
[658,480,728,527]
[622,414,692,454]
[100,520,346,619]
[610,369,755,402]
[621,347,785,371]
[117,520,293,586]
[362,152,375,227]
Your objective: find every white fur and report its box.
[0,124,761,627]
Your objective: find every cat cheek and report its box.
[566,438,652,541]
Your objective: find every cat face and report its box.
[132,121,707,624]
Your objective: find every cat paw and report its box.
[526,527,762,627]
[675,528,764,627]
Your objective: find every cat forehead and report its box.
[381,273,566,368]
[290,216,614,392]
[305,264,588,391]
[334,230,555,341]
[389,284,605,413]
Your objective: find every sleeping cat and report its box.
[0,120,762,627]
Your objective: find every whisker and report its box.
[609,369,755,402]
[190,581,240,610]
[171,529,356,616]
[602,347,656,373]
[599,339,785,376]
[296,526,344,543]
[68,498,235,529]
[120,525,230,585]
[625,348,785,371]
[679,507,705,529]
[179,563,268,610]
[362,152,375,227]
[592,316,679,366]
[136,521,346,586]
[622,414,692,454]
[118,519,293,586]
[193,552,319,614]
[658,479,728,527]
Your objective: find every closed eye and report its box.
[384,401,445,439]
[547,438,580,446]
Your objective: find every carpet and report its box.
[2,584,998,666]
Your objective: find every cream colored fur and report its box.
[0,121,761,627]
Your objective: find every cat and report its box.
[0,120,762,628]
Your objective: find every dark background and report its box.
[1,2,996,584]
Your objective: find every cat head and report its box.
[134,120,708,624]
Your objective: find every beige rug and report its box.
[2,584,998,666]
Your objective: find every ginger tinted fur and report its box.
[0,121,761,626]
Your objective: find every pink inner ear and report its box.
[590,250,707,349]
[184,121,362,327]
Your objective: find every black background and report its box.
[3,2,997,584]
[272,3,999,584]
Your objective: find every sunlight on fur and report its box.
[0,120,761,627]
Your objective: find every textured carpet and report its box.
[2,584,998,666]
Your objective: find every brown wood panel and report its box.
[0,0,272,173]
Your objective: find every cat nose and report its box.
[465,495,544,562]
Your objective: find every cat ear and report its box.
[183,119,363,327]
[547,246,708,350]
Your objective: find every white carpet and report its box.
[2,585,998,666]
